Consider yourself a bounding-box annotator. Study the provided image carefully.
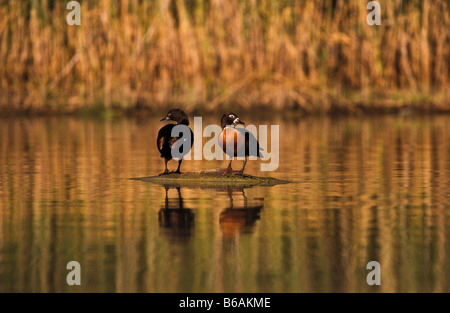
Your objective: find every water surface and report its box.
[0,115,449,292]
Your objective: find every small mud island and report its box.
[132,169,291,188]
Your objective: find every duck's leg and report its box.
[221,159,233,175]
[174,159,182,174]
[164,187,169,207]
[176,187,183,209]
[233,157,247,175]
[160,159,170,175]
[228,189,234,208]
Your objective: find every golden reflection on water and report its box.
[0,115,449,292]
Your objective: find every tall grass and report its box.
[0,0,449,113]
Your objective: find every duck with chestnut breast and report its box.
[219,112,264,175]
[157,109,193,174]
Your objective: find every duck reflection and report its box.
[219,188,263,238]
[158,186,194,239]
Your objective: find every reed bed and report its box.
[0,0,449,114]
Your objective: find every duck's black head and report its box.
[160,109,190,125]
[221,112,245,129]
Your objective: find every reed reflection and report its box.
[158,186,194,240]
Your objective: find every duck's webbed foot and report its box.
[220,167,233,175]
[159,169,170,176]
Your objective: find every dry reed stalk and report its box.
[0,0,448,114]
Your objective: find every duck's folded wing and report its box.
[237,128,261,157]
[170,134,193,157]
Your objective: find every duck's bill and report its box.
[160,116,170,121]
[234,118,245,125]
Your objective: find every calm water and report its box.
[0,115,450,293]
